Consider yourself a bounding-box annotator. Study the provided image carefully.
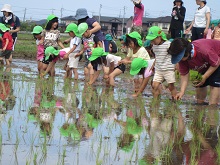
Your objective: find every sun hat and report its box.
[143,40,151,47]
[105,34,113,41]
[0,23,10,32]
[75,8,88,20]
[78,23,88,37]
[65,23,81,37]
[1,4,12,13]
[45,46,60,61]
[171,48,186,64]
[88,47,108,61]
[32,26,43,34]
[47,14,58,22]
[130,58,148,75]
[146,26,167,41]
[128,31,143,46]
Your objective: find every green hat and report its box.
[0,23,10,32]
[105,34,113,41]
[143,40,151,47]
[32,26,43,34]
[130,58,148,75]
[78,23,88,37]
[60,124,81,140]
[85,113,100,128]
[146,26,167,41]
[65,23,81,37]
[45,46,60,61]
[88,47,108,61]
[128,31,143,47]
[47,14,57,22]
[121,141,135,152]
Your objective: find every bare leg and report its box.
[108,68,122,86]
[73,68,78,80]
[152,81,161,99]
[168,83,177,99]
[196,86,207,104]
[209,86,220,105]
[84,67,89,81]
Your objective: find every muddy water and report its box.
[0,59,219,165]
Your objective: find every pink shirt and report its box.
[53,48,70,63]
[133,3,144,26]
[179,39,220,75]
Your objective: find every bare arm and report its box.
[185,20,194,34]
[132,77,151,97]
[3,38,9,51]
[204,12,211,35]
[41,61,56,77]
[90,22,101,34]
[9,27,20,34]
[118,57,132,65]
[175,73,189,100]
[58,40,65,49]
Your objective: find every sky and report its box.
[0,0,219,22]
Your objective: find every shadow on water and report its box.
[0,59,219,165]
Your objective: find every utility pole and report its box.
[23,8,26,22]
[52,8,54,14]
[119,10,121,18]
[122,6,126,35]
[99,4,102,23]
[61,8,64,19]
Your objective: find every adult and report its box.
[74,8,109,52]
[185,0,210,41]
[169,0,186,39]
[168,38,220,105]
[130,0,144,35]
[0,4,20,50]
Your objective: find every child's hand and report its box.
[103,75,109,79]
[75,53,81,58]
[40,72,46,78]
[63,54,69,59]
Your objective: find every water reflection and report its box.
[0,61,219,164]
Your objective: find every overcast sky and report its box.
[0,0,219,22]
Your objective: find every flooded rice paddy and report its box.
[0,59,219,165]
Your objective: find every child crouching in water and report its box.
[32,26,44,74]
[40,46,70,78]
[0,23,13,71]
[146,26,177,99]
[64,23,82,79]
[119,31,150,92]
[88,47,125,86]
[130,58,155,97]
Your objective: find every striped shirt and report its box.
[153,41,175,71]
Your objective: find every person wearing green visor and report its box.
[0,23,13,70]
[146,26,177,100]
[130,58,155,97]
[40,46,70,78]
[63,23,82,79]
[118,31,150,92]
[32,25,44,75]
[88,47,126,86]
[40,14,65,77]
[78,22,103,82]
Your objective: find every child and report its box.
[130,58,155,97]
[119,35,127,54]
[0,23,13,69]
[40,14,65,77]
[32,25,44,74]
[146,26,177,99]
[119,31,150,92]
[78,22,103,81]
[105,34,118,54]
[88,47,126,86]
[40,46,70,78]
[64,23,82,79]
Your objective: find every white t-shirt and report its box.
[193,5,210,28]
[106,54,122,68]
[127,47,150,60]
[70,36,81,53]
[153,40,175,71]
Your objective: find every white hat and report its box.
[1,4,13,13]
